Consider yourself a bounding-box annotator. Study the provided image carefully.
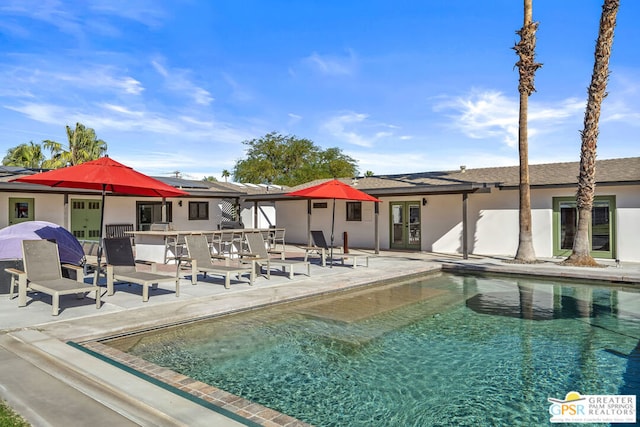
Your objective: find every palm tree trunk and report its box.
[513,0,541,262]
[565,0,619,266]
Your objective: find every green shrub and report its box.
[0,401,29,427]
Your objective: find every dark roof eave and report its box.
[0,182,246,198]
[367,183,493,196]
[497,180,640,190]
[242,183,493,202]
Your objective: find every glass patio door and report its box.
[390,201,421,250]
[554,196,615,259]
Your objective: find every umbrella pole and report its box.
[95,185,106,286]
[330,198,335,268]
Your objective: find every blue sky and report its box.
[0,1,638,180]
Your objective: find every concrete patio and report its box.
[1,247,638,426]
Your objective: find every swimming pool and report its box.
[105,273,640,426]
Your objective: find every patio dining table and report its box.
[126,229,263,264]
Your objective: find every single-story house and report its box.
[0,167,277,236]
[1,157,638,262]
[244,157,640,263]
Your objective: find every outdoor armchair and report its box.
[103,237,180,302]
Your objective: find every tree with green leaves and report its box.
[203,176,217,182]
[221,169,231,182]
[2,141,46,168]
[565,0,619,267]
[233,132,358,186]
[43,122,107,167]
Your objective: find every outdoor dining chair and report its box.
[269,228,286,252]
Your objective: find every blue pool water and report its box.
[106,273,640,426]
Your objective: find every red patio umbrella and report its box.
[12,156,188,282]
[287,179,381,265]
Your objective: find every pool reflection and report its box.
[464,277,638,321]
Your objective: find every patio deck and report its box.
[1,246,638,426]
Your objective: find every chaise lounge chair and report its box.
[5,239,101,316]
[303,230,369,268]
[244,231,310,279]
[183,234,255,289]
[103,237,180,302]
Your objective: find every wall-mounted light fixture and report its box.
[178,200,183,207]
[422,197,428,206]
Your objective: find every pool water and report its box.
[106,273,640,426]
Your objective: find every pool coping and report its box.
[70,341,277,427]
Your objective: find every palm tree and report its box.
[513,0,542,263]
[43,123,107,168]
[221,169,231,182]
[565,0,619,266]
[2,141,46,168]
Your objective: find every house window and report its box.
[346,202,362,221]
[189,201,209,220]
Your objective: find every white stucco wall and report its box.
[1,193,226,234]
[274,199,379,248]
[275,185,640,262]
[612,186,640,262]
[239,202,276,229]
[0,193,65,228]
[274,200,309,244]
[3,183,639,261]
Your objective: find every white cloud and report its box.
[101,103,143,116]
[55,68,144,95]
[599,74,640,126]
[152,59,213,106]
[434,90,519,147]
[434,90,586,148]
[4,102,65,124]
[351,150,524,175]
[303,50,357,76]
[6,100,255,145]
[0,0,83,38]
[287,113,302,127]
[88,0,166,28]
[0,0,167,40]
[221,73,253,103]
[322,111,408,148]
[1,64,144,96]
[322,112,372,147]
